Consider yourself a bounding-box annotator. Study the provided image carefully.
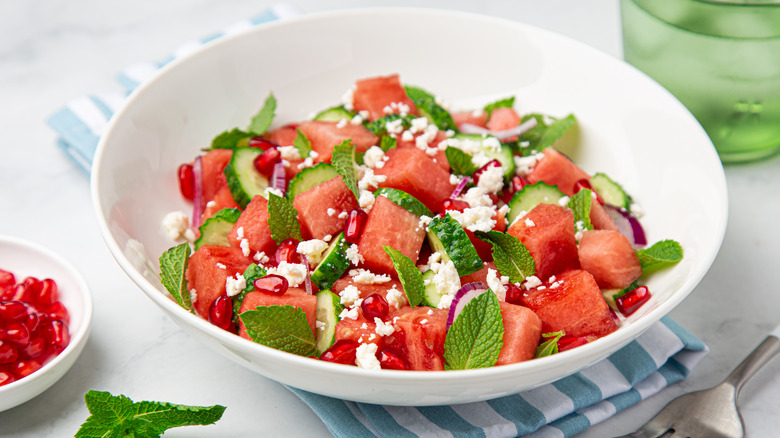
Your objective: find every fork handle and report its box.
[725,326,780,394]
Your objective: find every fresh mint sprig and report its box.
[210,128,253,150]
[444,290,504,370]
[483,96,515,118]
[267,193,303,244]
[637,240,683,273]
[475,230,535,283]
[535,331,565,358]
[240,305,318,357]
[383,246,425,307]
[568,188,594,231]
[331,140,359,199]
[293,128,312,157]
[517,113,577,152]
[159,243,192,311]
[445,146,477,176]
[248,92,276,135]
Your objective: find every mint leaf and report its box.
[159,243,192,311]
[445,146,477,176]
[535,331,565,358]
[364,113,413,137]
[475,230,535,283]
[211,128,253,150]
[404,85,457,132]
[484,96,515,118]
[293,128,312,157]
[331,140,359,199]
[517,113,577,152]
[383,246,424,307]
[380,134,397,152]
[75,390,225,438]
[568,188,594,231]
[637,240,683,273]
[240,305,318,357]
[444,290,504,370]
[266,193,303,244]
[248,93,276,135]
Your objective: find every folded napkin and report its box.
[46,9,709,438]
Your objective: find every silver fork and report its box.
[618,328,780,438]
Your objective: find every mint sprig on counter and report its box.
[331,140,359,199]
[159,243,192,311]
[475,230,535,283]
[293,128,312,157]
[444,290,504,370]
[568,188,594,231]
[383,245,425,307]
[240,305,318,357]
[637,240,684,273]
[248,92,276,135]
[267,193,303,244]
[75,390,225,438]
[535,331,565,358]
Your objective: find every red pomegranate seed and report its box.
[34,278,58,307]
[0,369,15,386]
[45,301,70,325]
[247,136,278,151]
[504,284,524,306]
[343,209,368,244]
[208,296,234,330]
[471,159,502,185]
[43,320,70,353]
[321,339,359,365]
[22,312,41,334]
[253,275,289,296]
[361,294,389,320]
[274,239,301,265]
[3,323,30,346]
[177,163,195,201]
[0,269,14,289]
[573,178,604,205]
[14,359,42,378]
[253,147,281,177]
[20,336,48,359]
[378,346,409,370]
[558,336,589,352]
[6,284,30,302]
[0,341,18,364]
[616,286,651,316]
[439,198,470,215]
[500,175,529,204]
[0,301,27,322]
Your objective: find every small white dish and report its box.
[0,235,92,412]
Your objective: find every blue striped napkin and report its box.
[46,9,709,437]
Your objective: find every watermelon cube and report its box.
[201,186,240,223]
[330,276,408,309]
[185,245,252,318]
[496,302,542,366]
[228,195,277,257]
[297,121,378,163]
[578,230,642,289]
[334,316,382,346]
[357,195,426,276]
[265,125,297,146]
[526,148,591,196]
[520,269,618,339]
[589,201,618,231]
[458,261,497,285]
[293,176,359,240]
[395,130,450,172]
[507,203,580,280]
[387,306,448,371]
[452,110,487,129]
[375,147,456,213]
[200,148,233,203]
[352,74,419,121]
[486,107,521,132]
[237,287,317,340]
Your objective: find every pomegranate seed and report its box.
[558,336,589,352]
[43,320,70,353]
[471,159,502,186]
[45,301,70,325]
[247,136,278,151]
[274,239,301,265]
[361,294,389,320]
[253,275,289,296]
[20,336,48,359]
[321,339,359,365]
[208,296,234,330]
[378,346,409,370]
[34,278,58,307]
[616,286,651,316]
[504,284,524,306]
[253,147,281,177]
[0,301,27,322]
[0,341,18,364]
[177,163,195,201]
[22,312,40,334]
[0,369,15,386]
[3,322,30,346]
[439,198,470,215]
[0,269,14,289]
[14,359,42,378]
[500,175,529,204]
[343,209,368,244]
[6,284,30,302]
[573,178,603,205]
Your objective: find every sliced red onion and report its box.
[458,123,491,135]
[451,176,470,199]
[446,282,490,330]
[271,160,286,196]
[302,256,313,295]
[191,155,204,229]
[458,118,538,141]
[604,205,647,248]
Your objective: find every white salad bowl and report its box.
[91,8,727,406]
[0,236,92,412]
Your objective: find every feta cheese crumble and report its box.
[296,239,329,265]
[476,164,505,193]
[225,273,246,297]
[447,206,497,232]
[162,211,192,241]
[355,343,380,370]
[339,285,361,306]
[349,269,391,284]
[346,244,365,266]
[386,285,404,309]
[266,262,308,287]
[374,317,395,336]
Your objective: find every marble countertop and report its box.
[1,1,779,436]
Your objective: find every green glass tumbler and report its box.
[621,0,780,163]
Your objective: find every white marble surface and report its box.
[1,1,778,437]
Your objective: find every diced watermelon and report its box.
[334,316,382,346]
[578,230,642,289]
[201,148,233,202]
[589,201,619,231]
[357,195,426,276]
[293,176,359,240]
[185,245,252,318]
[375,147,456,212]
[395,130,450,172]
[202,186,240,222]
[266,125,298,146]
[496,302,542,366]
[520,269,618,338]
[352,74,418,121]
[237,287,318,340]
[228,195,277,257]
[527,148,591,196]
[486,107,521,132]
[297,121,378,163]
[330,277,409,309]
[387,306,448,371]
[458,261,496,285]
[452,111,487,129]
[507,203,580,280]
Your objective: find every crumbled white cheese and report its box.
[523,275,542,290]
[420,319,429,325]
[524,218,536,227]
[349,269,391,284]
[346,244,364,266]
[327,208,336,216]
[470,151,493,168]
[339,306,359,320]
[162,211,190,241]
[342,86,355,111]
[431,259,461,309]
[558,196,570,207]
[477,164,505,194]
[447,206,497,232]
[263,187,284,198]
[206,200,216,208]
[216,263,226,270]
[239,238,250,257]
[358,190,375,211]
[460,187,494,208]
[225,273,246,297]
[336,118,348,129]
[316,320,325,331]
[514,152,545,177]
[449,173,464,186]
[351,114,364,125]
[486,269,508,301]
[358,168,386,191]
[414,125,439,150]
[338,211,348,219]
[630,203,644,218]
[383,101,410,116]
[361,322,369,329]
[386,285,404,309]
[427,308,434,315]
[253,251,270,264]
[339,285,362,306]
[296,239,329,265]
[401,130,414,142]
[417,215,433,231]
[386,118,405,135]
[355,343,380,370]
[266,262,307,287]
[374,317,395,336]
[278,145,301,160]
[575,220,586,241]
[409,117,429,133]
[363,146,386,169]
[323,234,333,242]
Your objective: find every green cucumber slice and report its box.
[194,208,241,250]
[286,163,339,200]
[313,106,355,122]
[427,214,483,276]
[404,86,457,132]
[315,289,344,353]
[507,182,566,226]
[452,133,515,180]
[590,172,632,209]
[224,146,270,209]
[373,187,433,218]
[309,233,350,290]
[421,269,442,307]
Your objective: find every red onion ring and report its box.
[191,156,204,229]
[458,118,538,141]
[604,205,647,248]
[302,256,313,295]
[271,160,286,196]
[451,176,470,199]
[446,282,489,330]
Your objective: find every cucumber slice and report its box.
[507,182,566,226]
[404,86,457,132]
[421,269,442,307]
[590,173,632,209]
[286,163,339,200]
[315,289,344,353]
[427,214,483,276]
[194,208,241,250]
[313,106,355,122]
[224,146,269,209]
[452,133,515,180]
[310,232,350,290]
[373,187,433,218]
